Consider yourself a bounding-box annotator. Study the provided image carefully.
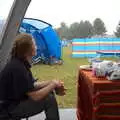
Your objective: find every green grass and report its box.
[31,46,117,108]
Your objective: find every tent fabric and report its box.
[19,18,61,63]
[41,27,61,59]
[72,38,120,58]
[22,18,50,30]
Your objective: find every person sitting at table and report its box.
[0,33,66,120]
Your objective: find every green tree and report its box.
[78,21,87,38]
[114,22,120,37]
[69,22,80,38]
[69,20,94,38]
[93,18,107,35]
[77,20,94,38]
[56,22,69,40]
[56,20,94,39]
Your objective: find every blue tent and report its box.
[19,18,62,64]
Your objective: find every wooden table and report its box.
[77,69,120,120]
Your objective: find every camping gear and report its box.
[107,70,120,80]
[20,18,62,64]
[92,60,115,77]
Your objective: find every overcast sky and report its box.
[0,0,120,34]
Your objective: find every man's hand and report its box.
[52,80,63,88]
[52,80,66,96]
[55,86,67,96]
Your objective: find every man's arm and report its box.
[27,81,56,101]
[34,81,51,90]
[27,80,63,101]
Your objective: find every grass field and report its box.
[31,46,117,108]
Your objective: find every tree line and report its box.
[55,18,120,40]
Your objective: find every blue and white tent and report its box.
[20,18,62,64]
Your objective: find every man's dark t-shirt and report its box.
[0,57,35,105]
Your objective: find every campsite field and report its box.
[31,46,116,108]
